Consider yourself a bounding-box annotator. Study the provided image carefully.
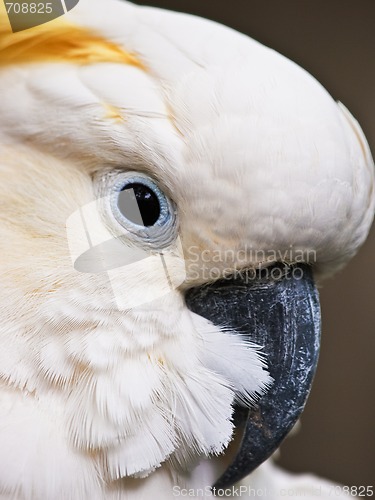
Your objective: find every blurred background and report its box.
[130,0,375,487]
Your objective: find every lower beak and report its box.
[185,263,320,488]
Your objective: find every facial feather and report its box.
[0,148,270,496]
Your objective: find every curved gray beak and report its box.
[185,264,320,489]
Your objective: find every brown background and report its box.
[130,0,375,486]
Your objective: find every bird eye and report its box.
[118,182,161,227]
[108,172,177,248]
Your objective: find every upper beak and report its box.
[185,263,320,489]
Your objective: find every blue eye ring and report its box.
[108,172,177,249]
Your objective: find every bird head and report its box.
[0,0,373,497]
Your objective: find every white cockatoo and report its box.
[0,0,373,498]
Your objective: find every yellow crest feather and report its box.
[0,7,143,69]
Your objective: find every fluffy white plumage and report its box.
[0,0,373,498]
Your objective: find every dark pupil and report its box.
[118,183,161,227]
